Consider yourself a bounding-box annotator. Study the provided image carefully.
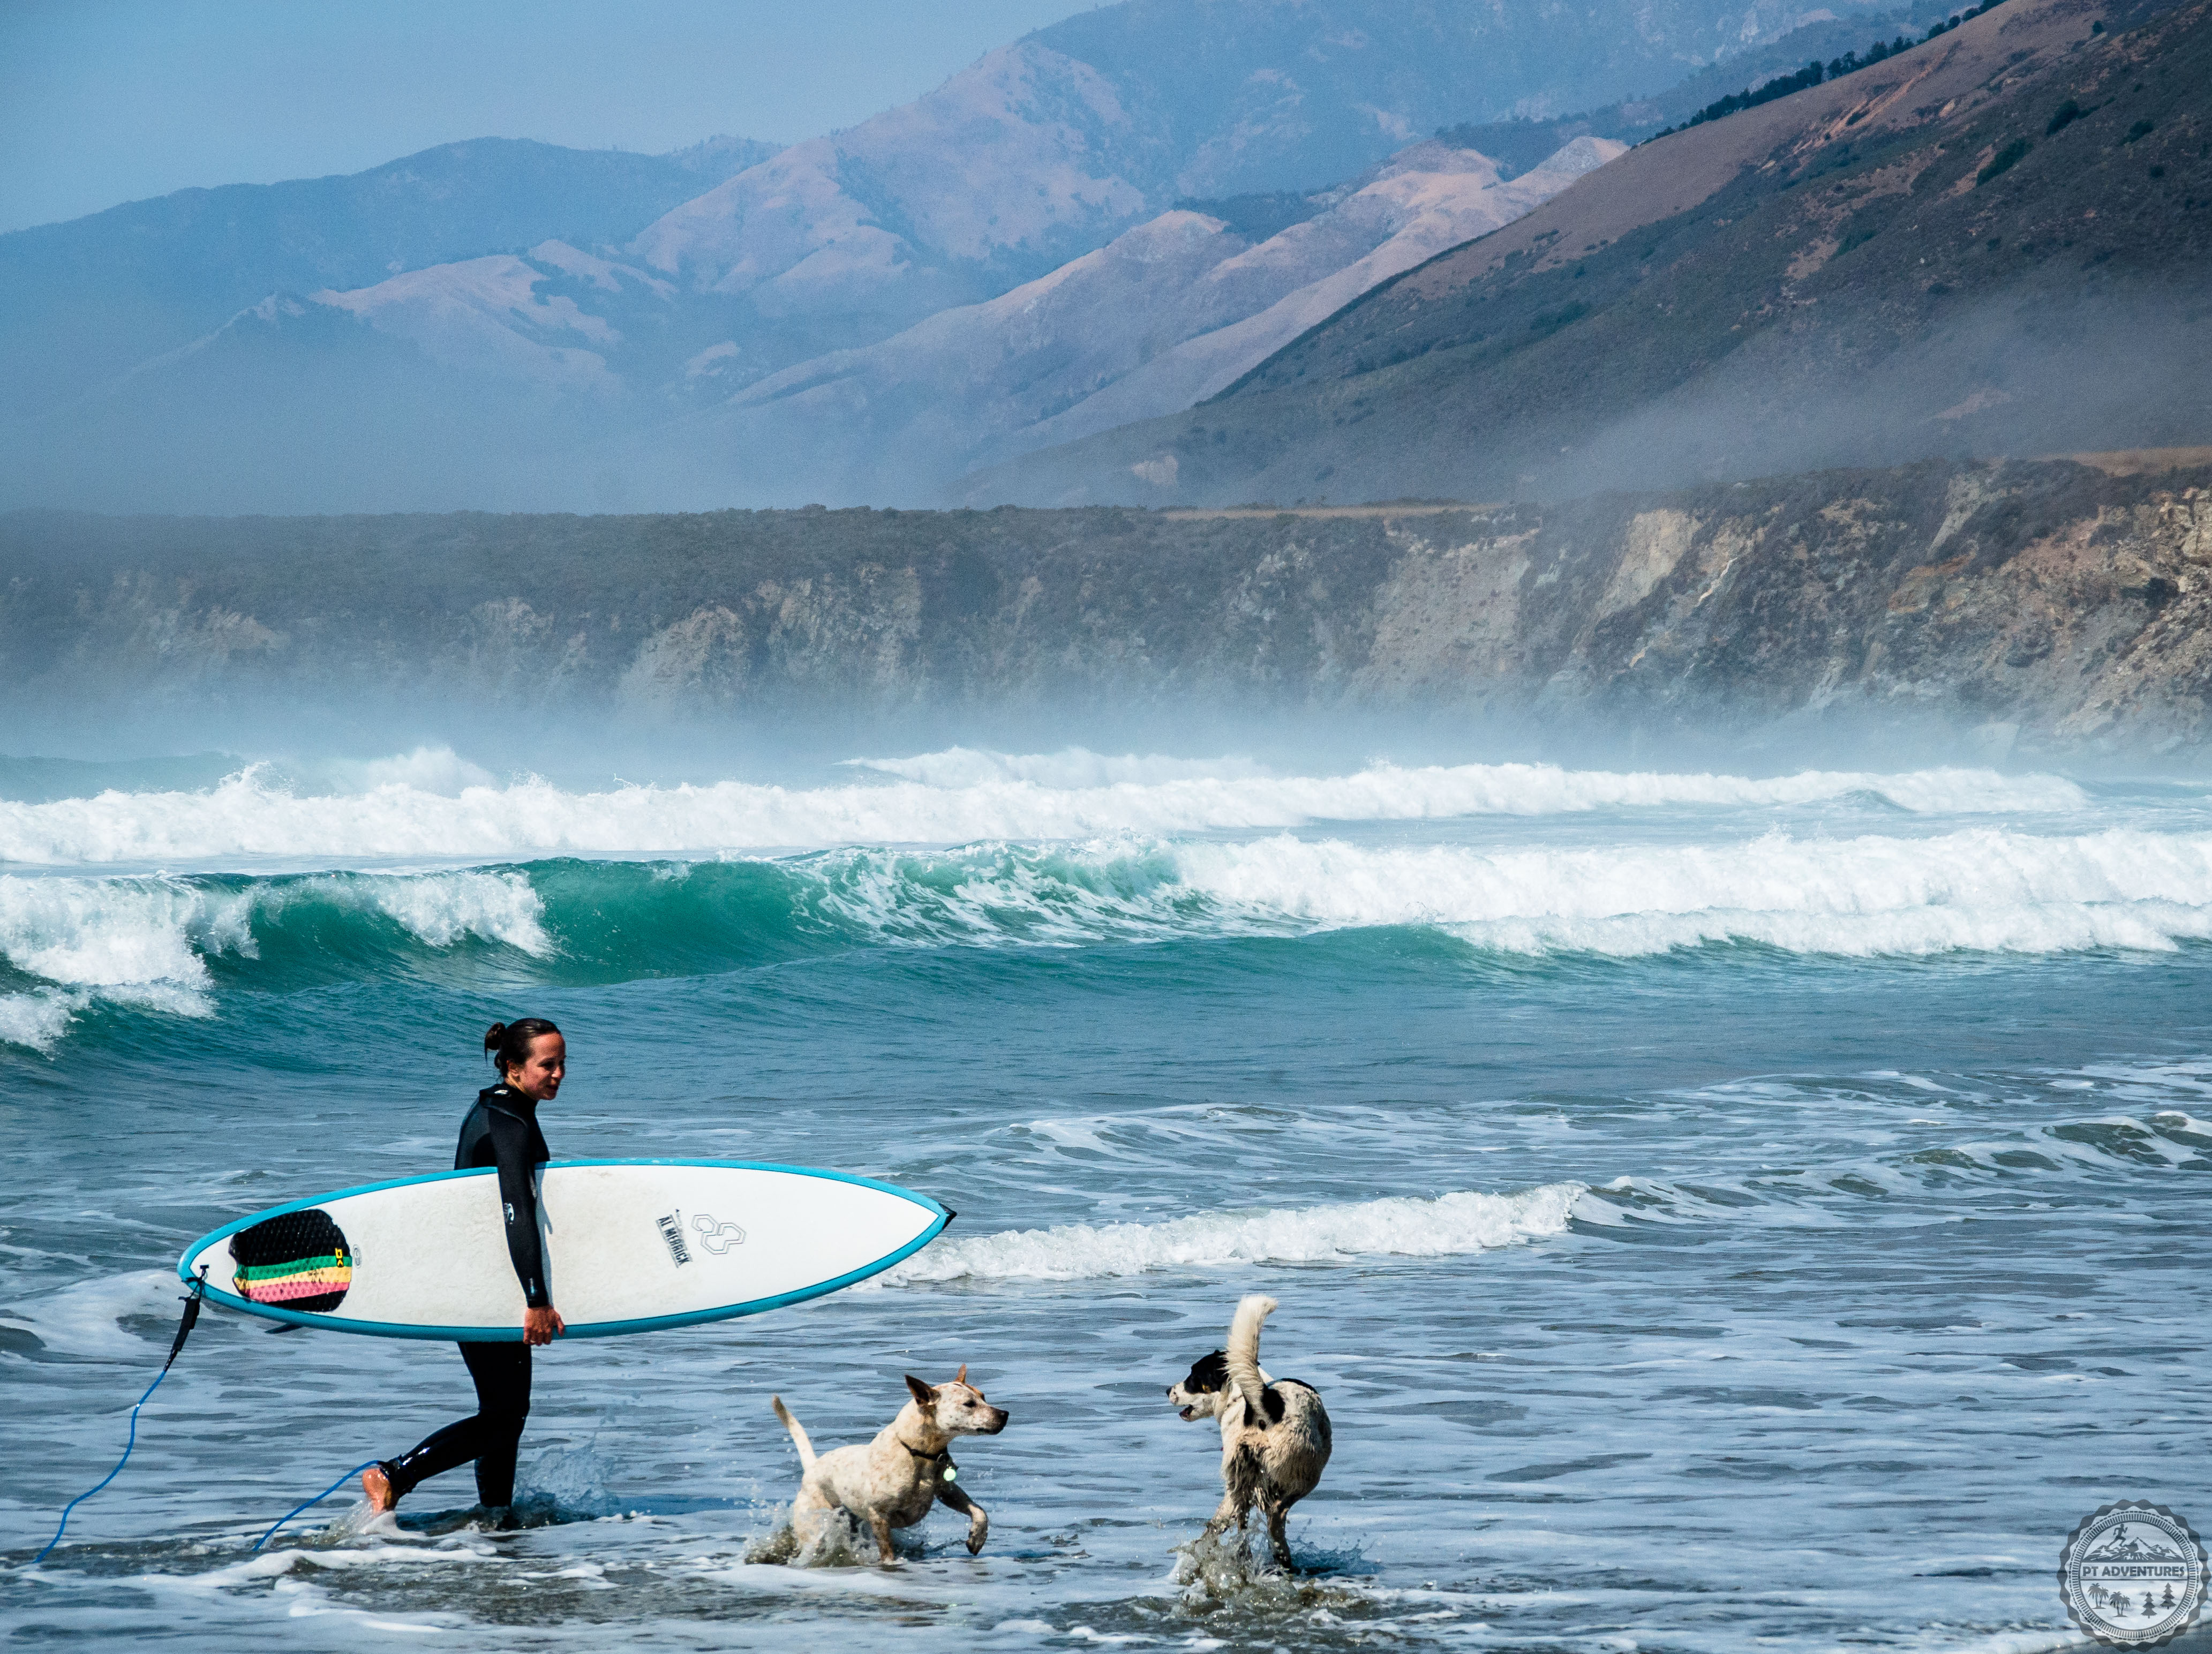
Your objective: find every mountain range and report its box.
[976,0,2211,504]
[3,0,1920,514]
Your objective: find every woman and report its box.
[362,1018,567,1516]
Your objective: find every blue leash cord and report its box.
[253,1461,381,1551]
[30,1365,174,1566]
[31,1268,206,1568]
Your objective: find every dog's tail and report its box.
[1225,1294,1276,1423]
[771,1394,817,1469]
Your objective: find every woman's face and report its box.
[504,1032,566,1102]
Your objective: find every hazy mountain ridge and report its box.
[969,0,2210,507]
[8,455,2210,752]
[1433,0,1970,161]
[0,135,779,426]
[1027,0,1895,194]
[2,0,1910,515]
[625,134,1626,504]
[313,240,680,396]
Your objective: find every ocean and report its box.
[4,744,2210,1651]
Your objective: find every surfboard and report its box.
[176,1160,949,1340]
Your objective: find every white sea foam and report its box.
[0,870,546,1050]
[0,987,81,1052]
[845,746,1269,788]
[795,827,2212,960]
[876,1182,1586,1284]
[319,744,499,796]
[0,1268,180,1359]
[0,759,2086,867]
[1163,828,2212,957]
[333,869,549,953]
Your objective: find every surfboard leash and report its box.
[31,1268,207,1567]
[252,1461,381,1551]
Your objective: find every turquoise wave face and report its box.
[0,851,1215,1048]
[17,815,2212,1054]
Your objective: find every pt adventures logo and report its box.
[2059,1502,2208,1647]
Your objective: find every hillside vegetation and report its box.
[970,0,2210,507]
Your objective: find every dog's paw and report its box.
[966,1516,989,1556]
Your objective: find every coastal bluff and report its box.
[6,454,2210,751]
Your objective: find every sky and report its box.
[0,0,1096,235]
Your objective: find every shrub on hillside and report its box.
[2047,99,2082,134]
[1528,301,1592,337]
[1978,137,2033,183]
[1653,0,2013,139]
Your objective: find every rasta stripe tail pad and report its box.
[230,1209,353,1312]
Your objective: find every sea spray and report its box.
[0,758,2088,867]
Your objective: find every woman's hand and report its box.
[523,1305,566,1346]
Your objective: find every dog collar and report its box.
[897,1438,957,1481]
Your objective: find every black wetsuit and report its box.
[379,1083,550,1508]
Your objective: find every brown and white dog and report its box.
[771,1366,1009,1564]
[1167,1295,1331,1569]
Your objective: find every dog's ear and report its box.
[955,1363,968,1387]
[1186,1350,1231,1392]
[905,1373,937,1407]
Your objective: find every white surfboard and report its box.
[176,1160,949,1340]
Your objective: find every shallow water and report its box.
[4,747,2211,1650]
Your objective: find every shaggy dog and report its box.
[1167,1294,1331,1569]
[772,1366,1009,1563]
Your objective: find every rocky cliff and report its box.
[6,454,2209,752]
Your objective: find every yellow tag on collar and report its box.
[942,1466,958,1483]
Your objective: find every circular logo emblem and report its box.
[2059,1502,2208,1647]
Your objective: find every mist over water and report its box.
[4,736,2210,1650]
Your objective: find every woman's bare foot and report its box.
[360,1464,396,1513]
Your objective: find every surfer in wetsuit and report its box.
[362,1018,567,1518]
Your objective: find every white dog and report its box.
[1167,1295,1331,1569]
[771,1366,1009,1564]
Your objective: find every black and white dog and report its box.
[1166,1294,1331,1568]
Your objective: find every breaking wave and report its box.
[12,823,2212,1049]
[876,1182,1587,1284]
[1168,827,2212,956]
[0,868,547,1051]
[0,754,2086,867]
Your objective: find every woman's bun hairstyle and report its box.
[486,1017,561,1076]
